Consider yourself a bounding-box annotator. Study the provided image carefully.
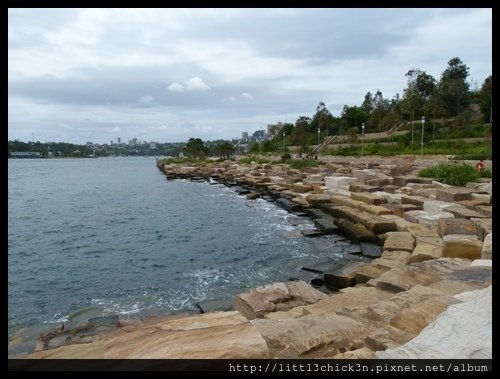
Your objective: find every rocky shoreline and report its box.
[16,156,492,359]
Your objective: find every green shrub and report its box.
[418,163,480,186]
[480,168,492,178]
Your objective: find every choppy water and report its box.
[8,157,353,353]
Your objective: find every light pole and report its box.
[317,127,320,146]
[282,131,286,156]
[361,123,365,157]
[420,116,425,157]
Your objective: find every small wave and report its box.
[43,312,69,324]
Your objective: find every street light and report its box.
[420,116,425,157]
[282,131,286,155]
[361,123,365,157]
[317,127,320,146]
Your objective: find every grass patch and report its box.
[285,159,321,169]
[418,162,481,186]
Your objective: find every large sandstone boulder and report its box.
[29,311,270,359]
[233,281,327,320]
[252,313,369,358]
[375,286,492,359]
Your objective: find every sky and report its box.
[8,8,492,145]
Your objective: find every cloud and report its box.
[167,76,211,92]
[185,76,211,91]
[241,92,253,101]
[112,127,121,132]
[222,93,253,103]
[167,82,185,92]
[222,96,237,103]
[138,95,156,107]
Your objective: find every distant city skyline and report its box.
[9,8,492,145]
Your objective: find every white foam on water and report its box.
[43,312,69,324]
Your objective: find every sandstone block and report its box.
[324,262,366,289]
[435,187,472,202]
[481,233,492,260]
[234,281,327,320]
[437,218,478,238]
[383,232,415,253]
[442,234,482,260]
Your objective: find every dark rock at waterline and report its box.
[261,195,275,202]
[360,242,382,258]
[196,298,234,314]
[275,198,302,212]
[301,257,344,274]
[292,212,310,217]
[234,187,251,195]
[225,181,238,187]
[289,269,323,285]
[343,244,363,255]
[301,229,326,237]
[246,192,260,200]
[267,191,283,200]
[313,218,339,234]
[310,278,325,288]
[190,177,207,182]
[304,208,332,220]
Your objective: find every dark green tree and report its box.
[478,75,492,123]
[311,102,334,137]
[341,105,369,129]
[292,116,311,147]
[214,141,234,158]
[184,138,209,158]
[437,57,471,117]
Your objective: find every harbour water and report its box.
[8,157,353,354]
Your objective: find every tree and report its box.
[361,92,373,114]
[311,102,334,136]
[292,116,311,147]
[367,90,390,133]
[184,138,209,159]
[478,75,492,123]
[437,57,471,117]
[405,68,436,100]
[214,141,234,158]
[341,105,369,129]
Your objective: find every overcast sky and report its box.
[8,8,492,144]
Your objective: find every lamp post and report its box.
[420,116,425,157]
[282,131,286,155]
[317,127,320,146]
[361,123,365,157]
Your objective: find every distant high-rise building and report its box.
[242,132,249,141]
[110,140,113,145]
[117,137,121,144]
[133,138,138,146]
[252,130,265,141]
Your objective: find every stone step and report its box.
[334,218,376,243]
[350,192,387,205]
[324,262,366,289]
[435,187,472,202]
